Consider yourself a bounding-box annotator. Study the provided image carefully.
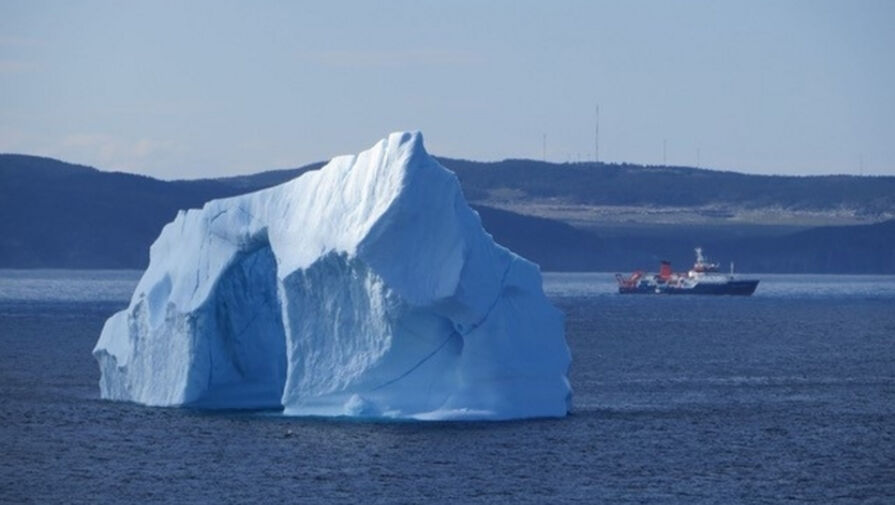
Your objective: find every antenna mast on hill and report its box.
[594,104,600,163]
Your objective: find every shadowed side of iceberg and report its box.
[94,234,288,409]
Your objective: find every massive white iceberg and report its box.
[93,131,571,420]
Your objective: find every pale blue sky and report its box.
[2,1,893,178]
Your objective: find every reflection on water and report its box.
[3,270,893,302]
[0,269,141,302]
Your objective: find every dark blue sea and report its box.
[1,270,894,504]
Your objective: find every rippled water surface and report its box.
[1,270,894,504]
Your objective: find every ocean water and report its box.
[1,270,894,504]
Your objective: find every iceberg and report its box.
[93,131,572,420]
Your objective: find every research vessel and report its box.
[615,247,759,295]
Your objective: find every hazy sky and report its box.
[2,1,894,179]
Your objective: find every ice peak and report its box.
[379,130,429,177]
[388,130,424,151]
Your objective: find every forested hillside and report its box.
[2,153,893,272]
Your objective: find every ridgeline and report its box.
[2,153,893,272]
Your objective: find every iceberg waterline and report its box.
[93,131,572,420]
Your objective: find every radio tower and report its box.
[594,105,600,163]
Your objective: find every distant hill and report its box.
[1,153,894,272]
[713,220,895,274]
[589,220,895,274]
[0,155,259,268]
[439,158,895,216]
[0,154,594,269]
[193,163,325,191]
[148,157,895,217]
[473,206,604,271]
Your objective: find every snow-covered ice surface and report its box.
[93,132,571,420]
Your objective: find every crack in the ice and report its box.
[208,208,228,223]
[456,257,515,336]
[370,330,458,392]
[369,257,517,391]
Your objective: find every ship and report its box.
[615,247,759,295]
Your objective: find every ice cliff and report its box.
[93,131,572,420]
